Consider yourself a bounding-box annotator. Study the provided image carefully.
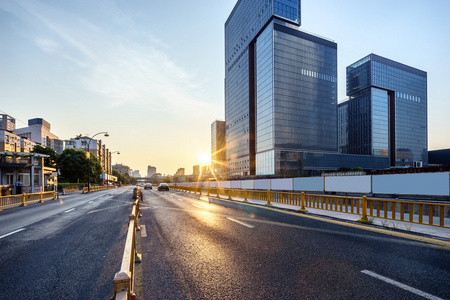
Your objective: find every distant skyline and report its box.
[1,0,449,175]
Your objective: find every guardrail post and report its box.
[39,192,44,203]
[113,270,132,300]
[244,189,248,202]
[266,190,272,206]
[228,188,232,199]
[53,191,56,200]
[298,192,308,212]
[207,187,210,196]
[20,194,27,207]
[357,195,369,223]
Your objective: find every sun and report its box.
[198,153,210,165]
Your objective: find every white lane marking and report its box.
[177,198,183,202]
[0,228,26,240]
[361,270,443,300]
[88,201,93,204]
[141,225,147,238]
[192,204,202,208]
[64,208,75,213]
[226,217,255,229]
[170,195,174,198]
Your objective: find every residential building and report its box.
[147,166,156,177]
[211,120,226,176]
[65,136,111,174]
[0,130,21,152]
[20,137,36,153]
[193,165,200,177]
[15,118,59,148]
[0,114,16,131]
[339,54,427,167]
[113,163,131,175]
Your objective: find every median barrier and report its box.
[113,187,142,300]
[170,185,450,229]
[82,185,116,194]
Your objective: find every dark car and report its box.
[144,183,152,189]
[158,183,169,191]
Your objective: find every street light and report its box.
[76,131,109,193]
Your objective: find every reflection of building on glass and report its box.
[339,54,428,167]
[211,120,226,177]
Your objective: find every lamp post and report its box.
[76,132,109,193]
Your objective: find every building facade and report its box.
[147,166,156,178]
[211,120,226,176]
[15,118,59,149]
[339,54,428,167]
[0,114,16,131]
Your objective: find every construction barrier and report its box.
[113,187,142,300]
[0,191,56,210]
[170,186,450,229]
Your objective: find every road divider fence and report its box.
[82,185,116,193]
[171,186,450,229]
[113,187,142,300]
[0,191,56,210]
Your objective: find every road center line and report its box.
[140,225,147,238]
[0,228,26,240]
[361,270,443,300]
[64,208,75,213]
[192,204,202,208]
[227,217,255,228]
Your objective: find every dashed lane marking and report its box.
[141,225,147,238]
[0,228,26,239]
[192,204,202,208]
[227,217,255,228]
[361,270,443,300]
[64,208,75,213]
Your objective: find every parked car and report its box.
[158,183,169,191]
[144,183,152,189]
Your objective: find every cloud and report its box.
[3,0,214,115]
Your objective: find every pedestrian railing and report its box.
[170,186,450,229]
[113,187,142,300]
[82,185,116,193]
[0,191,56,210]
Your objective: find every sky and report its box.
[1,0,449,176]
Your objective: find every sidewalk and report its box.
[201,194,450,240]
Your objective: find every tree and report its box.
[57,148,102,183]
[32,145,58,168]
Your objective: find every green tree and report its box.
[57,149,102,183]
[32,145,58,168]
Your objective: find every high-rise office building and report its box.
[147,166,156,178]
[225,0,345,176]
[211,120,226,176]
[339,54,427,167]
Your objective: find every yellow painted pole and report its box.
[298,192,308,212]
[20,194,27,207]
[39,192,44,203]
[207,187,210,196]
[357,195,369,223]
[266,190,272,206]
[228,188,232,199]
[244,189,248,202]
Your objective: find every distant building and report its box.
[133,170,141,177]
[175,168,185,176]
[0,130,21,152]
[193,165,200,177]
[113,164,131,175]
[211,120,226,176]
[339,54,428,167]
[147,166,156,177]
[65,136,111,174]
[15,118,59,149]
[20,137,36,153]
[0,114,16,131]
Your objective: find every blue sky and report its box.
[1,0,449,175]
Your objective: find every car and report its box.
[144,183,152,189]
[158,183,169,191]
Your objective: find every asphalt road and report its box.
[1,187,449,299]
[0,186,135,300]
[137,189,450,300]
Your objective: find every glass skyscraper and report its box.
[225,0,341,177]
[339,54,427,167]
